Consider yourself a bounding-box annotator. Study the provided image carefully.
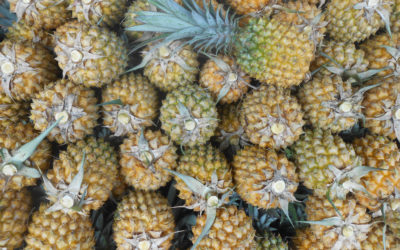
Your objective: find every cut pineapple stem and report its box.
[339,101,353,113]
[138,241,151,250]
[158,46,170,58]
[184,119,196,131]
[271,123,285,135]
[1,62,15,75]
[272,180,286,194]
[82,0,92,4]
[54,111,69,124]
[139,151,153,163]
[117,111,131,124]
[60,195,75,208]
[227,72,238,82]
[207,195,219,207]
[70,50,83,63]
[342,225,354,237]
[2,164,17,176]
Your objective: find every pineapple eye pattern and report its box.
[68,0,103,22]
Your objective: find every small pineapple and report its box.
[119,129,178,190]
[0,188,32,249]
[240,85,304,149]
[102,73,159,137]
[160,85,218,147]
[113,190,175,250]
[254,231,289,250]
[199,55,251,104]
[54,20,128,87]
[0,92,29,125]
[0,39,59,101]
[361,221,400,249]
[25,203,95,249]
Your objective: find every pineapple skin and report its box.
[47,137,118,212]
[353,135,400,211]
[0,122,51,191]
[123,0,153,40]
[232,145,298,209]
[255,231,289,250]
[25,204,95,250]
[227,0,279,14]
[119,129,178,190]
[0,93,29,125]
[113,190,175,250]
[240,85,304,149]
[0,188,32,249]
[30,79,99,144]
[235,17,314,87]
[191,206,255,249]
[6,20,55,47]
[293,129,357,197]
[54,20,128,87]
[392,0,400,33]
[361,221,400,249]
[0,40,59,101]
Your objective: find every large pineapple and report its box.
[0,39,58,101]
[325,0,393,43]
[0,188,32,249]
[25,203,95,249]
[54,20,128,87]
[119,129,178,190]
[240,85,304,149]
[102,73,159,137]
[113,190,175,250]
[30,79,99,144]
[0,92,29,125]
[160,85,218,147]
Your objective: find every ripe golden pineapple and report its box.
[240,85,304,149]
[293,129,357,197]
[25,203,95,250]
[360,221,400,249]
[46,137,118,212]
[383,191,400,237]
[175,144,233,211]
[69,0,127,27]
[392,0,400,33]
[113,190,175,250]
[0,122,51,190]
[54,20,128,87]
[6,20,54,47]
[142,40,199,92]
[0,39,58,101]
[191,205,255,249]
[352,135,400,211]
[254,232,289,250]
[160,85,218,146]
[102,73,159,137]
[232,145,298,211]
[0,188,32,249]
[325,0,393,43]
[199,55,251,104]
[119,129,178,190]
[227,0,280,14]
[0,92,29,125]
[123,0,153,40]
[31,79,99,144]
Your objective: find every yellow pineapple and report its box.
[0,92,29,126]
[361,221,400,249]
[392,0,400,33]
[5,21,54,47]
[227,0,280,14]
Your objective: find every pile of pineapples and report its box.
[0,0,399,249]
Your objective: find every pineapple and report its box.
[0,92,29,125]
[361,221,400,249]
[227,0,280,14]
[46,137,118,212]
[119,129,178,190]
[0,39,58,101]
[25,203,95,250]
[352,134,400,211]
[392,0,400,33]
[191,205,255,249]
[159,85,218,147]
[113,190,175,250]
[102,73,159,137]
[325,0,393,43]
[141,40,199,92]
[254,231,289,250]
[54,20,128,87]
[68,0,127,27]
[123,0,153,41]
[30,79,99,144]
[199,55,251,104]
[382,190,400,237]
[0,188,32,249]
[240,85,304,149]
[232,146,298,215]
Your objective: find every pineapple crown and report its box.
[373,92,400,141]
[218,125,249,151]
[68,0,103,23]
[124,231,173,250]
[353,0,392,37]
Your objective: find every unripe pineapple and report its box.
[142,40,199,92]
[0,92,29,125]
[199,55,251,104]
[113,190,175,250]
[0,122,51,190]
[54,20,128,87]
[293,129,358,197]
[102,73,159,137]
[254,231,289,250]
[352,135,400,211]
[9,0,71,30]
[123,0,153,41]
[362,77,400,140]
[0,188,32,249]
[0,39,58,101]
[119,129,178,190]
[69,0,127,27]
[232,146,298,212]
[175,144,233,212]
[6,20,54,47]
[240,85,304,149]
[160,85,218,146]
[392,0,400,33]
[30,79,99,144]
[227,0,280,14]
[360,32,399,77]
[25,203,95,250]
[46,137,118,212]
[361,221,400,249]
[325,0,393,43]
[191,205,255,249]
